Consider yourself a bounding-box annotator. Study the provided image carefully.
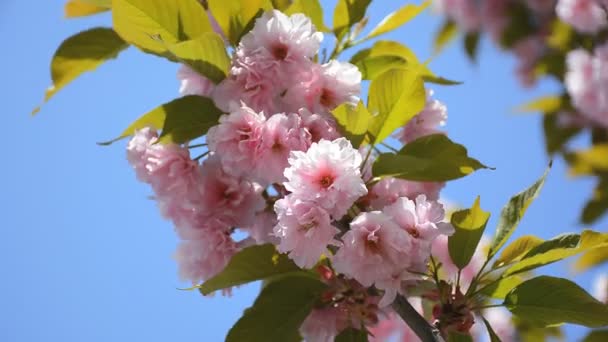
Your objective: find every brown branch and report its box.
[391,295,445,342]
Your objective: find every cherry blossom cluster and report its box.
[127,9,454,338]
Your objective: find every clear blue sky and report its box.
[2,1,606,341]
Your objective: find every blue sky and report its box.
[1,1,606,341]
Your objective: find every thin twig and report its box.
[392,295,445,342]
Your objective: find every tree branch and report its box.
[391,295,445,342]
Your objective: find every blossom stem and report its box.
[392,295,445,342]
[188,143,207,149]
[380,142,399,153]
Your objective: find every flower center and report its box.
[271,43,289,60]
[406,227,420,238]
[320,88,334,107]
[319,174,334,188]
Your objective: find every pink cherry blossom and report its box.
[384,195,454,243]
[331,211,414,306]
[126,127,159,183]
[513,36,546,88]
[433,0,481,32]
[369,302,423,342]
[482,308,516,342]
[593,273,608,303]
[273,196,339,268]
[557,0,607,33]
[206,104,266,178]
[143,141,199,199]
[369,177,444,210]
[397,89,447,144]
[300,307,348,342]
[284,138,367,219]
[481,0,511,43]
[298,108,341,143]
[195,155,265,228]
[431,235,488,289]
[565,45,608,128]
[243,210,280,245]
[177,65,215,97]
[253,112,311,185]
[174,230,238,284]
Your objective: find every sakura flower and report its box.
[433,0,481,32]
[565,45,608,128]
[593,273,608,303]
[369,177,444,210]
[177,65,215,97]
[332,211,414,305]
[273,196,339,268]
[481,0,511,43]
[143,142,199,199]
[300,307,348,342]
[207,104,266,178]
[254,112,311,185]
[174,230,238,284]
[243,210,280,246]
[513,36,546,87]
[298,108,341,143]
[369,302,424,342]
[126,127,159,183]
[397,89,446,144]
[284,138,367,219]
[195,155,265,228]
[557,0,607,33]
[240,10,323,64]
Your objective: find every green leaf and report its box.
[482,317,503,342]
[448,196,491,269]
[79,0,111,7]
[365,1,430,40]
[503,230,608,276]
[112,0,211,55]
[448,332,473,342]
[285,0,328,32]
[516,96,563,113]
[493,235,544,268]
[368,68,426,143]
[583,330,608,342]
[207,0,272,45]
[353,55,407,80]
[333,0,371,40]
[99,95,223,145]
[575,246,608,272]
[543,112,581,154]
[504,276,608,327]
[271,0,291,10]
[65,0,109,18]
[581,179,608,224]
[226,276,326,342]
[34,27,128,115]
[168,33,230,84]
[372,134,490,182]
[197,244,304,295]
[464,32,480,63]
[422,74,462,85]
[568,144,608,176]
[480,276,525,299]
[331,101,372,148]
[488,166,550,258]
[335,328,369,342]
[433,20,458,54]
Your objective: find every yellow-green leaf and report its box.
[494,235,544,268]
[574,246,608,272]
[333,0,371,40]
[481,275,525,299]
[448,196,491,269]
[198,244,305,295]
[365,1,430,40]
[335,328,369,342]
[79,0,111,6]
[504,276,608,327]
[503,230,608,276]
[99,95,223,145]
[112,0,211,55]
[433,20,458,54]
[368,67,426,143]
[285,0,328,32]
[488,166,550,257]
[168,33,230,84]
[207,0,272,45]
[516,95,563,113]
[34,27,128,115]
[372,134,490,182]
[331,101,372,148]
[65,0,109,18]
[568,144,608,176]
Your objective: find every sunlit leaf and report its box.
[79,0,111,6]
[168,33,230,83]
[574,246,608,272]
[112,0,211,55]
[99,95,223,145]
[448,196,491,269]
[488,166,550,258]
[34,27,128,115]
[285,0,328,31]
[65,0,109,18]
[365,1,430,40]
[516,96,563,113]
[207,0,272,45]
[368,68,426,143]
[504,276,608,327]
[493,235,544,268]
[433,20,458,54]
[480,275,525,299]
[226,276,326,342]
[568,144,608,176]
[373,134,490,182]
[331,101,372,148]
[333,0,371,40]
